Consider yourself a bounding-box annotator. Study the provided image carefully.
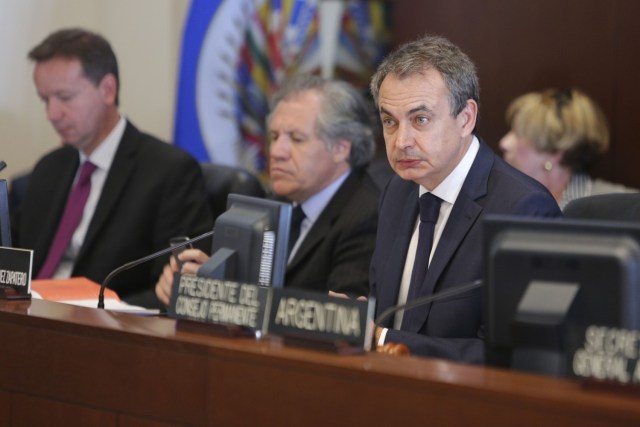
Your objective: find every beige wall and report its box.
[0,0,189,180]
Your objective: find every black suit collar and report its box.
[287,169,364,269]
[78,121,141,260]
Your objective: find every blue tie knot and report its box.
[419,192,442,223]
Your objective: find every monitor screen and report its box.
[198,193,291,287]
[483,214,640,378]
[0,179,11,247]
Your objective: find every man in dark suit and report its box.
[368,35,561,362]
[154,74,380,304]
[12,28,212,306]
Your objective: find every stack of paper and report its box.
[31,277,159,314]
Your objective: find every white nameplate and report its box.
[0,246,33,298]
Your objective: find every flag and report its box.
[173,0,223,163]
[174,0,391,176]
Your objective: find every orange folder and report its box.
[31,277,120,301]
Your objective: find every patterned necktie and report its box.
[401,192,442,329]
[37,161,97,279]
[288,204,306,257]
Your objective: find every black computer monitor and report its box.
[0,179,11,247]
[198,193,291,287]
[483,214,640,378]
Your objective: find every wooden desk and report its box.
[0,299,638,426]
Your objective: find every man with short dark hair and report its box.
[13,28,212,306]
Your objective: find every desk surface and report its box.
[0,299,638,426]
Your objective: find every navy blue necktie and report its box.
[288,204,305,257]
[401,192,442,329]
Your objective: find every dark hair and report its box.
[370,34,479,131]
[268,74,375,169]
[28,28,120,105]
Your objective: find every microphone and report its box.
[0,161,7,173]
[98,229,215,309]
[374,279,483,326]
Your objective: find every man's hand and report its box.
[328,291,382,350]
[327,291,367,301]
[154,249,210,305]
[376,342,410,355]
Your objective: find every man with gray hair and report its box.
[369,35,561,362]
[155,74,380,304]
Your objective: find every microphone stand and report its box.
[98,230,215,309]
[375,279,483,326]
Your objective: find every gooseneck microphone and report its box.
[98,229,215,309]
[374,279,483,327]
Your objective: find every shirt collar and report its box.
[299,170,351,223]
[419,135,480,204]
[79,115,126,171]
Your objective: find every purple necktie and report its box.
[401,192,442,329]
[37,161,97,279]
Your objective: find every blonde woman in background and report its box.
[499,88,636,209]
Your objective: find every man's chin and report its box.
[58,136,76,146]
[60,139,87,151]
[271,184,299,202]
[393,168,416,180]
[271,187,290,197]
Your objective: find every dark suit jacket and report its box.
[8,171,30,214]
[371,140,561,363]
[284,168,380,296]
[12,121,213,303]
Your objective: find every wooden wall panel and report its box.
[611,0,640,187]
[0,391,10,427]
[390,0,640,187]
[11,394,116,427]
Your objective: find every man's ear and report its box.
[457,99,478,138]
[99,73,118,105]
[332,139,352,163]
